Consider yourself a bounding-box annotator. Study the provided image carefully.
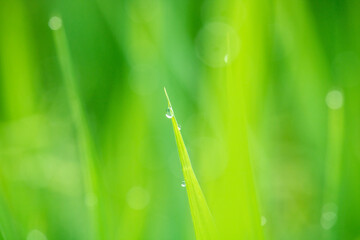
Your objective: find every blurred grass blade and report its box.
[164,88,217,240]
[51,17,102,239]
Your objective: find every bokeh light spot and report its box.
[261,216,267,226]
[27,229,47,240]
[85,193,98,207]
[127,186,150,210]
[48,16,62,30]
[196,22,240,67]
[325,90,343,110]
[321,203,338,230]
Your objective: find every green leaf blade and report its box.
[164,88,217,240]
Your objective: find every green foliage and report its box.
[164,88,217,240]
[0,0,359,239]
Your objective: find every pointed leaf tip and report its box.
[163,87,172,107]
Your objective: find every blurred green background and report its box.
[0,0,359,239]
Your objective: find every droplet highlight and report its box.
[166,107,174,119]
[181,181,186,187]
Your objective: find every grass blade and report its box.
[164,88,217,240]
[51,17,102,239]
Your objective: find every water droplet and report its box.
[126,186,150,210]
[196,22,240,68]
[27,229,47,240]
[181,181,186,187]
[177,125,181,130]
[166,107,174,118]
[261,216,267,226]
[48,16,62,31]
[325,90,343,109]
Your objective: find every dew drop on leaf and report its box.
[166,107,174,118]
